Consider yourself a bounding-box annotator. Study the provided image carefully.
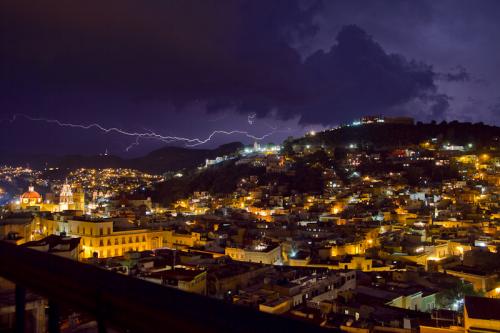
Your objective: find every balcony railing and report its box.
[0,241,331,333]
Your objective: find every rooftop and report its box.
[0,241,328,333]
[22,234,81,252]
[149,268,205,282]
[465,296,500,321]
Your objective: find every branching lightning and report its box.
[11,113,279,151]
[247,113,280,131]
[125,136,141,152]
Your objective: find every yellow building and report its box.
[19,186,42,209]
[39,217,163,259]
[464,296,500,332]
[456,155,479,165]
[72,185,85,211]
[0,214,37,244]
[144,269,207,295]
[225,244,281,265]
[421,296,500,333]
[247,206,274,222]
[58,183,85,211]
[259,297,291,315]
[295,256,389,272]
[166,269,207,295]
[17,185,85,213]
[445,268,498,293]
[330,240,369,257]
[163,229,204,248]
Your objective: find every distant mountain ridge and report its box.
[2,121,498,175]
[291,121,500,148]
[0,142,244,174]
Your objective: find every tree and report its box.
[436,280,481,310]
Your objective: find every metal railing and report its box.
[0,241,330,333]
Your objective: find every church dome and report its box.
[21,186,42,200]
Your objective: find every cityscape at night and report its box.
[1,1,500,332]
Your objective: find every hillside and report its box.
[0,142,244,174]
[291,121,500,149]
[150,121,500,205]
[129,142,243,174]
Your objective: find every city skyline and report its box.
[0,2,500,331]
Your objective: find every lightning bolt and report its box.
[11,113,279,150]
[125,136,141,152]
[247,113,280,131]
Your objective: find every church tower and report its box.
[59,181,74,211]
[72,184,85,211]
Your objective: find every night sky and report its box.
[1,0,499,156]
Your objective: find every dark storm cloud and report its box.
[437,66,471,82]
[1,0,449,127]
[423,94,452,119]
[489,100,500,117]
[1,0,316,109]
[209,25,449,125]
[307,0,500,125]
[298,25,440,124]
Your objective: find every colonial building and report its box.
[17,184,85,213]
[39,216,163,259]
[225,243,282,265]
[19,186,42,209]
[58,182,74,211]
